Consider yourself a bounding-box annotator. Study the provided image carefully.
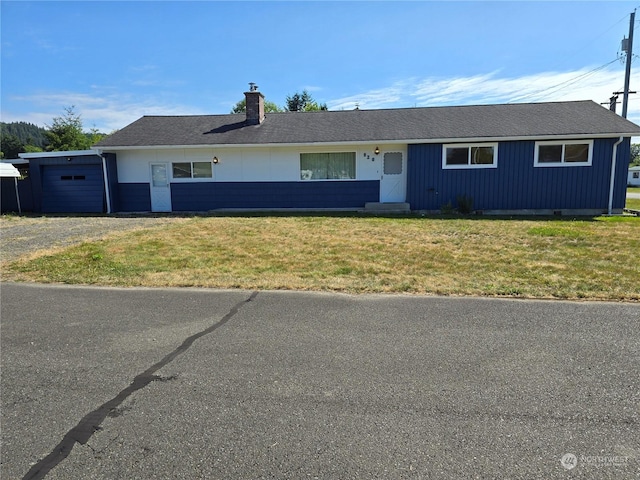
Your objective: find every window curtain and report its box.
[300,152,355,180]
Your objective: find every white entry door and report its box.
[150,163,172,212]
[379,152,406,202]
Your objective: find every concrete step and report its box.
[364,202,410,213]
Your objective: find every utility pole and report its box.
[622,9,635,118]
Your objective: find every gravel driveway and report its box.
[0,215,179,262]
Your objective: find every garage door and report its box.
[41,165,105,213]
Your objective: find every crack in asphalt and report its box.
[23,291,259,480]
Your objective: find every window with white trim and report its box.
[442,143,498,169]
[172,161,213,179]
[534,140,593,167]
[300,152,356,180]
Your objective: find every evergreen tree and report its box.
[285,90,327,112]
[0,134,24,159]
[45,106,92,151]
[230,98,283,114]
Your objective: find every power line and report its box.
[510,58,620,103]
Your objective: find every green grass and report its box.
[3,215,639,301]
[626,197,640,210]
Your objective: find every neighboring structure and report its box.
[0,162,24,213]
[629,165,640,186]
[17,87,640,214]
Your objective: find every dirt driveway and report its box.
[0,215,181,263]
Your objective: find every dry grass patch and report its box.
[4,215,640,300]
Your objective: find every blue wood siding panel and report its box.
[41,164,105,213]
[170,181,380,211]
[407,138,623,211]
[117,183,151,212]
[1,177,33,213]
[28,158,44,212]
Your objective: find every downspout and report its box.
[608,137,624,215]
[98,150,112,214]
[14,177,22,214]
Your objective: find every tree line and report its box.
[231,89,328,113]
[1,107,105,159]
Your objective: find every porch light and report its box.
[212,156,219,164]
[374,146,380,155]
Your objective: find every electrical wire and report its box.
[509,58,620,103]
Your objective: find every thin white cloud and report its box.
[328,66,640,127]
[3,91,206,133]
[3,66,639,134]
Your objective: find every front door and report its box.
[150,163,172,212]
[379,151,406,202]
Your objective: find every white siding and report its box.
[114,145,398,184]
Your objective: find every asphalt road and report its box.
[1,283,638,479]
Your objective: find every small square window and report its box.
[173,163,191,178]
[564,144,589,163]
[383,152,403,174]
[471,147,494,165]
[446,148,469,166]
[193,162,212,178]
[538,145,562,163]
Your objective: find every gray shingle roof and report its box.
[95,100,640,148]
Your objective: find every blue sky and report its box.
[1,1,639,132]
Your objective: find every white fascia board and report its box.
[1,158,29,165]
[96,133,635,151]
[19,149,99,159]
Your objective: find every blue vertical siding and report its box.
[117,183,151,212]
[1,177,33,213]
[407,138,626,211]
[171,180,380,211]
[29,158,43,212]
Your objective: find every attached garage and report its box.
[41,164,104,213]
[19,150,119,214]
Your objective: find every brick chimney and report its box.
[244,82,265,125]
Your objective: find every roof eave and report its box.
[95,132,640,151]
[19,149,100,159]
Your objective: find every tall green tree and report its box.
[231,98,283,114]
[45,106,92,151]
[0,134,23,159]
[285,90,327,112]
[630,143,640,166]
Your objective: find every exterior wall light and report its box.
[213,156,219,164]
[374,146,380,155]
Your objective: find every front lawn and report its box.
[3,215,639,301]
